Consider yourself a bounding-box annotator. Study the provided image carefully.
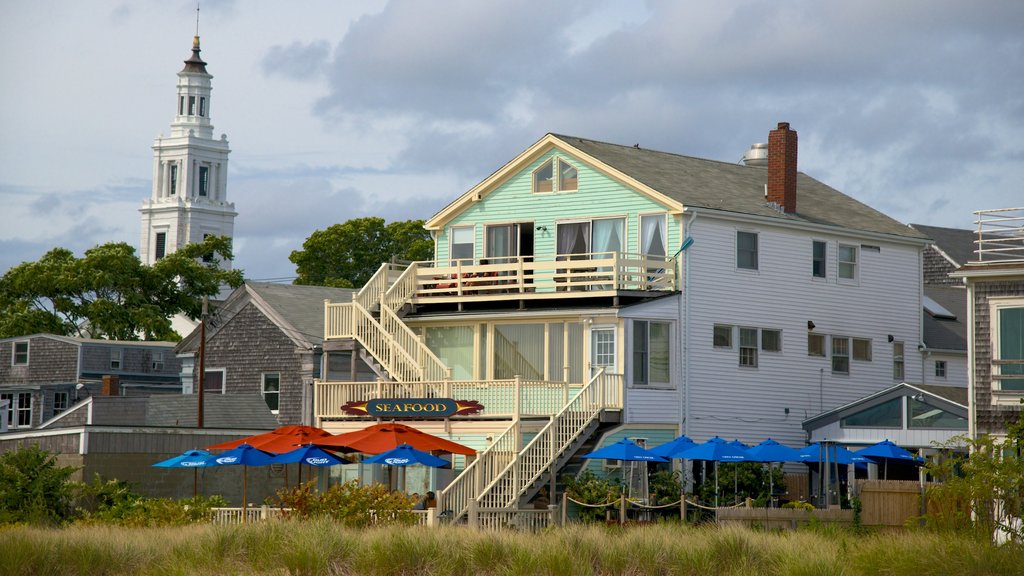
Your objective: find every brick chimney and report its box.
[767,122,798,214]
[101,375,120,396]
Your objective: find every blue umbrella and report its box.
[153,449,213,468]
[205,443,277,521]
[745,439,803,508]
[363,443,450,468]
[854,440,921,480]
[798,443,873,465]
[272,444,351,466]
[152,449,213,497]
[581,438,668,462]
[649,434,696,458]
[673,437,748,508]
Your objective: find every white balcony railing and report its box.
[973,207,1024,262]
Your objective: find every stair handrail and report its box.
[355,262,406,310]
[473,369,609,511]
[380,262,421,314]
[349,301,433,383]
[379,305,451,382]
[437,420,519,522]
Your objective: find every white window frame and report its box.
[761,329,782,353]
[739,327,759,367]
[12,340,29,366]
[152,351,165,372]
[838,243,858,282]
[852,338,872,362]
[449,226,475,264]
[713,324,733,348]
[632,320,672,387]
[110,349,122,370]
[808,333,825,357]
[736,231,759,271]
[262,372,281,414]
[1,392,32,428]
[989,298,1024,398]
[203,368,227,394]
[832,336,850,374]
[812,240,827,279]
[892,341,905,381]
[934,360,947,379]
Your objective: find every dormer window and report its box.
[533,158,578,194]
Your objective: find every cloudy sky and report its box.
[2,0,1021,281]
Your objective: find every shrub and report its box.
[275,480,417,527]
[0,445,78,525]
[562,470,621,522]
[73,475,228,526]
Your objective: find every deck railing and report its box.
[438,421,519,523]
[973,207,1024,262]
[315,378,589,420]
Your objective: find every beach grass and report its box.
[0,521,1020,576]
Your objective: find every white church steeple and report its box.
[140,33,236,269]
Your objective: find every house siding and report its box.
[921,352,968,387]
[923,247,962,286]
[682,216,924,446]
[970,279,1024,436]
[0,337,79,385]
[196,303,311,425]
[436,149,680,261]
[620,297,682,424]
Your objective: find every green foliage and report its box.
[696,461,784,506]
[275,480,418,527]
[72,475,228,526]
[782,501,816,511]
[0,237,242,340]
[921,410,1024,542]
[289,217,433,288]
[0,445,78,525]
[648,469,683,505]
[562,470,621,522]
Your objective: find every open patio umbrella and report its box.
[672,437,748,508]
[798,443,873,508]
[272,444,350,484]
[745,439,803,507]
[364,444,451,468]
[648,434,696,458]
[314,423,476,456]
[152,449,213,497]
[581,438,669,462]
[853,439,922,480]
[206,425,334,454]
[204,443,277,523]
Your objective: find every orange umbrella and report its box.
[207,425,334,454]
[313,423,475,456]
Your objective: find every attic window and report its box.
[533,158,578,194]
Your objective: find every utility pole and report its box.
[198,296,207,428]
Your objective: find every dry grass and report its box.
[0,521,1020,576]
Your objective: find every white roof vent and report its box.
[742,143,768,166]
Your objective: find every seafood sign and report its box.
[340,398,484,418]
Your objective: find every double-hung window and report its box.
[449,226,474,264]
[838,244,858,281]
[53,391,68,415]
[852,338,872,361]
[934,360,947,379]
[808,333,825,357]
[262,373,280,413]
[737,231,758,270]
[110,349,122,370]
[992,301,1024,392]
[633,320,671,386]
[1,392,32,428]
[832,337,850,374]
[812,240,827,278]
[713,325,733,348]
[892,341,905,381]
[12,341,29,365]
[739,327,758,367]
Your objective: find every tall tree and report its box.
[0,236,242,341]
[289,217,433,288]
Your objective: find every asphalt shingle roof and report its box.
[556,134,928,240]
[922,285,967,351]
[246,282,354,346]
[909,224,977,266]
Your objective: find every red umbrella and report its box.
[206,425,334,454]
[313,423,475,455]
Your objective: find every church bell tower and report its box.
[140,35,236,269]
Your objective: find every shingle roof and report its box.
[555,134,928,240]
[912,384,968,407]
[79,394,278,429]
[246,282,354,347]
[922,285,967,351]
[909,224,976,266]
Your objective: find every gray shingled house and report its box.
[175,281,365,427]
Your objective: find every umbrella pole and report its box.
[193,468,198,498]
[768,464,773,509]
[242,465,248,524]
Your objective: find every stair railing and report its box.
[474,369,611,510]
[379,305,451,383]
[355,262,407,311]
[437,420,519,522]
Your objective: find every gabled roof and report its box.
[0,333,177,348]
[428,133,928,242]
[176,282,355,353]
[802,382,967,431]
[38,394,279,430]
[910,223,976,266]
[922,285,967,352]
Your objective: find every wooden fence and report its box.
[858,480,928,526]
